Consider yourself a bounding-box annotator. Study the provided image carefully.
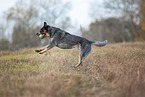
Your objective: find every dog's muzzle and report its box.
[39,34,44,38]
[36,32,44,39]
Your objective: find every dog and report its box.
[35,22,107,67]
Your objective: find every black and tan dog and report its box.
[35,22,107,67]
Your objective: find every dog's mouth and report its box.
[36,32,45,39]
[38,34,44,38]
[36,32,49,39]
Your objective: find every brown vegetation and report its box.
[0,42,145,97]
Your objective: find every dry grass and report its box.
[0,42,145,97]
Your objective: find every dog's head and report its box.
[36,22,50,39]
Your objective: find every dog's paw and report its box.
[35,49,41,52]
[74,64,81,68]
[39,51,44,54]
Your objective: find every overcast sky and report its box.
[65,0,104,27]
[0,0,105,28]
[0,0,18,14]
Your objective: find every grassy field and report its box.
[0,42,145,97]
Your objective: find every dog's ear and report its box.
[44,22,47,28]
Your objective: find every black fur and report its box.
[36,22,107,67]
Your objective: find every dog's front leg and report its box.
[35,44,50,52]
[39,43,55,54]
[35,38,53,53]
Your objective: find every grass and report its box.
[0,42,145,97]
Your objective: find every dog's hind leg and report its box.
[75,55,83,67]
[75,43,92,67]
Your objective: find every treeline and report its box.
[83,0,145,42]
[83,17,136,42]
[0,0,145,51]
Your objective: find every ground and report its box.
[0,42,145,97]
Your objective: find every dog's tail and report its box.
[91,40,108,47]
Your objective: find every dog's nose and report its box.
[36,32,40,35]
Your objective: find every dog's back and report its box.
[36,22,107,67]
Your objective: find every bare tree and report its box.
[36,0,72,29]
[104,0,141,38]
[136,0,145,41]
[82,17,135,42]
[6,0,72,50]
[0,24,6,39]
[86,0,142,42]
[0,23,10,50]
[0,15,12,51]
[7,0,38,28]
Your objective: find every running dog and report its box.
[35,22,107,67]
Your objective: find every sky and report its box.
[64,0,105,28]
[0,0,18,14]
[66,0,104,27]
[0,0,105,28]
